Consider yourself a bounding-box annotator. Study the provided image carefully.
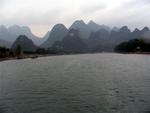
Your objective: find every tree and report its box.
[15,44,23,58]
[115,38,150,53]
[0,46,10,58]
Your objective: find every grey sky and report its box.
[0,0,150,37]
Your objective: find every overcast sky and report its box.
[0,0,150,37]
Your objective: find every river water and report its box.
[0,53,150,113]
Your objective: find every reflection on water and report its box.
[0,53,150,113]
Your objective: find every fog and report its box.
[0,0,150,36]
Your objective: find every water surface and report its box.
[0,53,150,113]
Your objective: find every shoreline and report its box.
[0,52,150,62]
[0,54,52,62]
[0,53,77,62]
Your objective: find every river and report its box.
[0,53,150,113]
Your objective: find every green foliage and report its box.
[0,46,10,58]
[15,44,22,57]
[115,38,150,53]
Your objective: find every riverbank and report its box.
[0,54,52,62]
[124,52,150,55]
[0,52,78,62]
[0,52,150,62]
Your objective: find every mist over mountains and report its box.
[0,25,47,46]
[41,24,68,48]
[11,35,37,52]
[0,20,150,53]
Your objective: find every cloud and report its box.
[91,0,150,27]
[0,0,4,4]
[0,0,6,6]
[122,0,150,9]
[80,4,107,14]
[0,0,150,36]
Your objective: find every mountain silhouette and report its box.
[41,24,68,48]
[69,20,91,39]
[87,20,110,32]
[11,35,37,52]
[0,25,43,46]
[52,29,88,52]
[0,20,150,53]
[69,20,111,40]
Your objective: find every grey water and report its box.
[0,53,150,113]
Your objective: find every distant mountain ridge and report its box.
[52,29,88,52]
[1,20,150,53]
[41,24,68,48]
[11,35,37,52]
[87,20,110,32]
[0,25,44,46]
[88,26,150,52]
[41,20,111,49]
[51,24,150,52]
[69,20,111,39]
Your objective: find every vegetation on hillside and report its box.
[115,38,150,53]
